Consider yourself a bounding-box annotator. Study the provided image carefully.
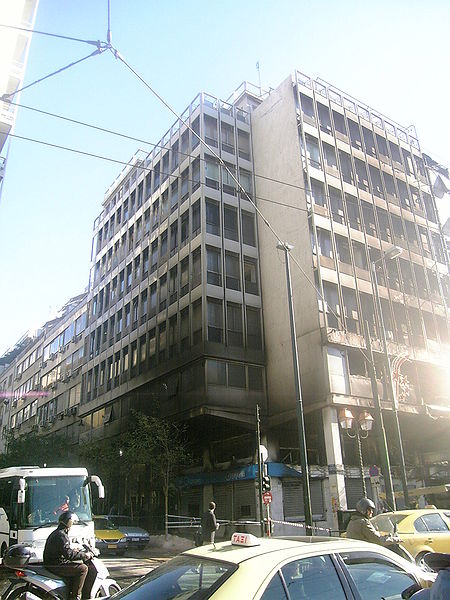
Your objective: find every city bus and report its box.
[0,466,104,562]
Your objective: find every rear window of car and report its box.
[421,513,449,532]
[110,555,236,600]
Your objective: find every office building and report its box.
[1,71,448,531]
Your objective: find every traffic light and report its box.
[262,475,271,492]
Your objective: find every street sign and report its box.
[369,465,380,478]
[370,476,380,485]
[262,491,272,504]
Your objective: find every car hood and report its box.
[95,528,125,540]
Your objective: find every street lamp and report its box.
[339,409,374,497]
[370,246,410,507]
[277,241,313,534]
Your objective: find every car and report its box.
[108,533,434,600]
[371,508,450,565]
[107,514,150,550]
[94,516,129,556]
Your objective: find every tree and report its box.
[126,410,191,538]
[0,431,69,468]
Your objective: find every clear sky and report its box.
[0,0,449,355]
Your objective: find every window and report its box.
[221,122,235,154]
[159,274,167,311]
[192,200,201,237]
[180,307,189,351]
[205,158,219,189]
[169,266,178,304]
[420,513,449,532]
[158,322,166,362]
[207,298,223,343]
[238,130,250,161]
[207,360,226,386]
[247,306,262,349]
[192,299,202,344]
[244,257,258,295]
[340,552,416,600]
[170,221,178,256]
[192,248,201,288]
[227,303,243,347]
[222,162,236,195]
[160,230,168,261]
[181,211,189,246]
[228,363,245,387]
[204,115,218,147]
[239,169,252,195]
[180,257,189,296]
[225,252,240,290]
[224,205,238,241]
[323,143,338,171]
[242,211,256,246]
[305,135,321,169]
[206,199,220,235]
[149,282,157,316]
[207,246,222,286]
[280,555,346,600]
[248,366,264,391]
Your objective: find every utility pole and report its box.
[256,405,265,537]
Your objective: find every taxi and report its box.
[109,533,434,599]
[94,516,129,556]
[371,508,450,564]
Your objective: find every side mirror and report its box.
[0,507,7,520]
[84,475,105,499]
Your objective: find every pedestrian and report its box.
[346,498,399,547]
[410,552,450,600]
[201,501,220,548]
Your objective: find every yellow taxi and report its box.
[109,533,434,599]
[371,509,450,564]
[94,515,128,556]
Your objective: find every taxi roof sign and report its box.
[231,532,261,547]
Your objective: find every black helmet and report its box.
[3,544,33,570]
[355,497,376,515]
[58,511,77,527]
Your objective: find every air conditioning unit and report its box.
[50,383,58,391]
[59,413,64,420]
[70,406,78,416]
[40,361,47,369]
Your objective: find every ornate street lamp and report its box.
[339,409,374,497]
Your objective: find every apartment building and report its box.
[1,71,448,531]
[0,0,39,194]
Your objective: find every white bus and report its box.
[0,466,104,562]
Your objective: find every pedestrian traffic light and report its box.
[262,475,271,492]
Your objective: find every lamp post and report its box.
[339,409,374,497]
[277,241,313,534]
[370,246,410,507]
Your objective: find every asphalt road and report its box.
[0,552,172,596]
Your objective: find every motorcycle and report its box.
[2,543,121,600]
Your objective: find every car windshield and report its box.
[95,518,117,530]
[110,516,132,527]
[372,514,407,533]
[22,475,92,528]
[110,555,236,600]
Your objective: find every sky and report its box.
[0,0,449,356]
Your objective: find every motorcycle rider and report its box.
[346,497,399,546]
[43,511,95,600]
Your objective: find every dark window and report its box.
[242,211,256,246]
[225,252,241,291]
[207,246,222,286]
[206,199,220,235]
[227,303,243,347]
[224,205,239,241]
[207,298,223,343]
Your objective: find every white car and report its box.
[109,533,434,599]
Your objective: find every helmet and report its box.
[58,511,77,527]
[3,544,33,570]
[355,497,376,516]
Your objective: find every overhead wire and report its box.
[3,16,431,364]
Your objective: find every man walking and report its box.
[201,501,219,548]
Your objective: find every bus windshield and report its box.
[21,475,92,528]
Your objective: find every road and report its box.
[0,553,172,596]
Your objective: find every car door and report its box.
[420,512,450,553]
[338,550,419,600]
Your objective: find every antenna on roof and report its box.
[256,60,262,96]
[106,0,112,45]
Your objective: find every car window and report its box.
[340,552,416,600]
[413,517,427,532]
[260,572,288,600]
[110,555,236,600]
[279,554,346,600]
[421,513,449,532]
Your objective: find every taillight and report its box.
[15,570,26,577]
